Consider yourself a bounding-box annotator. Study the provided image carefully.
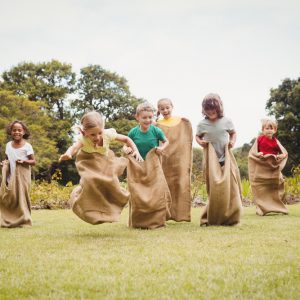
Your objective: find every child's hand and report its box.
[16,159,24,164]
[198,140,208,148]
[123,145,133,155]
[258,152,264,158]
[276,153,287,161]
[228,141,235,148]
[155,147,164,155]
[131,150,144,162]
[59,153,72,162]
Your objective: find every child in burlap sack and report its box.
[59,111,143,225]
[248,119,288,215]
[0,121,36,228]
[196,93,242,226]
[124,102,171,229]
[156,98,193,222]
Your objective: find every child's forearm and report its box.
[229,132,237,147]
[125,138,140,154]
[20,159,35,166]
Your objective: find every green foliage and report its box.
[285,165,300,196]
[73,65,142,121]
[0,60,76,120]
[0,90,57,173]
[233,143,252,179]
[266,77,300,174]
[241,178,253,200]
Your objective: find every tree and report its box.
[0,90,57,176]
[266,77,300,174]
[73,65,141,121]
[0,60,76,120]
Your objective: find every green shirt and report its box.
[128,125,166,159]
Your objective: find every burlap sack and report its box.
[127,149,172,229]
[70,150,129,224]
[0,160,32,228]
[248,139,288,215]
[157,119,193,222]
[200,143,242,226]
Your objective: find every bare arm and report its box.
[195,135,208,148]
[116,134,143,162]
[229,131,237,148]
[59,140,83,162]
[17,154,36,166]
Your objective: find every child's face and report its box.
[11,123,25,141]
[136,111,154,130]
[262,125,276,139]
[84,126,103,146]
[205,109,218,121]
[158,101,173,119]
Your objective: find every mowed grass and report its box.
[0,206,300,300]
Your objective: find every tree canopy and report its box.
[73,65,141,121]
[0,60,76,120]
[266,77,300,174]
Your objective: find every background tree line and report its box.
[0,60,299,184]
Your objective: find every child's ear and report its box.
[135,114,139,121]
[80,128,85,136]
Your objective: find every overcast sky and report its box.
[1,0,299,146]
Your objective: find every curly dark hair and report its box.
[6,120,30,139]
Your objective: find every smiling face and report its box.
[11,123,25,142]
[83,126,103,146]
[136,110,154,131]
[262,125,276,139]
[158,100,173,119]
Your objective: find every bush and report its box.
[31,169,74,209]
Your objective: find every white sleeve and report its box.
[26,143,34,155]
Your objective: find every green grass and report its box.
[1,206,300,300]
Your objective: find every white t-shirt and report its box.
[5,141,34,175]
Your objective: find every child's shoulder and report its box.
[103,128,117,140]
[151,124,164,133]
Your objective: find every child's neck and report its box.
[140,125,150,132]
[264,135,274,140]
[12,139,25,148]
[208,117,218,123]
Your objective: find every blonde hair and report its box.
[136,102,155,116]
[80,111,104,131]
[202,93,224,118]
[157,98,173,118]
[261,118,278,131]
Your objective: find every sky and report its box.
[0,0,299,147]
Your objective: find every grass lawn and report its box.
[0,205,300,300]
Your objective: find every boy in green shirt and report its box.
[124,102,169,160]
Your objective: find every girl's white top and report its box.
[5,141,34,176]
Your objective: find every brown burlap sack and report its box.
[127,149,172,229]
[0,160,32,228]
[157,119,193,222]
[248,139,288,215]
[200,143,242,226]
[70,150,129,225]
